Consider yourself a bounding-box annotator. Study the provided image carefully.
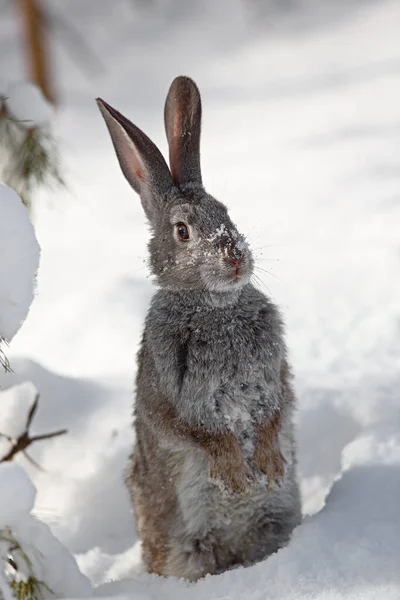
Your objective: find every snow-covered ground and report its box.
[1,0,400,598]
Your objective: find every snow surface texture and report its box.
[0,0,399,598]
[0,184,40,341]
[0,462,36,527]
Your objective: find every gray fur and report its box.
[97,76,301,580]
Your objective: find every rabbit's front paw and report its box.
[253,416,287,491]
[204,430,255,495]
[209,454,254,496]
[253,443,286,490]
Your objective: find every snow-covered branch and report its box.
[0,463,92,600]
[0,82,64,210]
[0,384,67,465]
[0,183,40,365]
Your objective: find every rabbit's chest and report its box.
[187,311,276,382]
[185,312,280,429]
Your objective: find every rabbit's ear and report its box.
[97,98,173,222]
[164,76,202,186]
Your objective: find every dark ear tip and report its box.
[96,98,106,115]
[96,98,117,121]
[96,97,108,111]
[169,75,200,97]
[171,75,196,85]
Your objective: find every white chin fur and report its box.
[201,272,250,293]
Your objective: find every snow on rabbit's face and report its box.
[148,194,254,292]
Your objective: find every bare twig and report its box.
[0,393,67,464]
[22,451,45,471]
[17,0,56,104]
[25,391,39,429]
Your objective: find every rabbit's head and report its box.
[97,77,254,292]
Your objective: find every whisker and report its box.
[253,257,281,263]
[251,244,286,252]
[254,265,285,284]
[244,225,259,240]
[251,273,275,299]
[246,231,264,248]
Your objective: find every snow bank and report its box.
[0,463,36,527]
[0,388,92,598]
[0,184,40,341]
[11,514,93,598]
[0,462,92,599]
[80,388,400,600]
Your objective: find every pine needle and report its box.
[0,96,65,211]
[0,338,12,373]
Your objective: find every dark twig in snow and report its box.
[0,337,12,372]
[0,392,67,464]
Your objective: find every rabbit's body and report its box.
[97,76,301,581]
[129,285,300,579]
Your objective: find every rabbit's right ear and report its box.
[164,76,202,187]
[97,98,173,223]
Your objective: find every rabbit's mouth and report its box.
[229,273,242,284]
[228,270,248,286]
[201,258,253,293]
[225,254,253,286]
[228,263,245,283]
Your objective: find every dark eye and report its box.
[175,222,190,241]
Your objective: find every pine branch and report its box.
[0,94,65,210]
[0,338,12,373]
[0,393,67,464]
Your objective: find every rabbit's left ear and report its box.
[96,98,173,223]
[164,76,202,187]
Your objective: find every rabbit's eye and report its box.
[175,222,190,241]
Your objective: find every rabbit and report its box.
[96,76,301,581]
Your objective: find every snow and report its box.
[0,463,36,527]
[10,513,92,598]
[0,184,40,342]
[0,0,400,599]
[0,382,38,442]
[0,463,92,599]
[5,82,54,128]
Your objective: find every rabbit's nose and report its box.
[225,256,241,267]
[224,246,243,266]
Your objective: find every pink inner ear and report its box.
[173,111,182,138]
[169,112,183,183]
[135,166,144,181]
[127,141,146,183]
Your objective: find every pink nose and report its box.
[226,257,241,267]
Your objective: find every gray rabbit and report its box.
[97,76,301,581]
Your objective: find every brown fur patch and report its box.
[136,496,170,574]
[252,360,294,490]
[142,391,251,495]
[205,431,254,494]
[170,410,252,494]
[253,411,286,490]
[129,448,180,575]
